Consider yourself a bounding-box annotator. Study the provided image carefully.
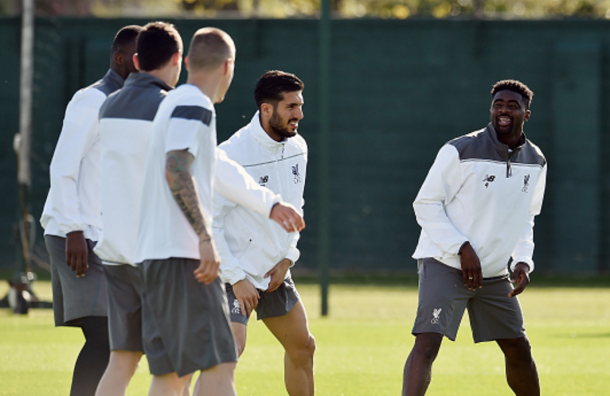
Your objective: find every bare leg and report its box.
[496,336,540,396]
[231,322,248,357]
[149,372,191,396]
[193,362,237,396]
[402,332,443,396]
[181,373,193,396]
[95,350,143,396]
[262,300,315,396]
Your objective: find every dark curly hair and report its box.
[254,70,304,110]
[491,79,534,109]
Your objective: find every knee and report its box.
[305,334,316,358]
[288,333,316,366]
[499,337,535,364]
[109,351,142,376]
[411,333,442,363]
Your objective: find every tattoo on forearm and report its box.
[166,150,211,239]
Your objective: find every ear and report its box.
[133,53,141,71]
[260,102,273,118]
[184,56,190,72]
[113,51,124,66]
[525,109,531,121]
[172,51,181,66]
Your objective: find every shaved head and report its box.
[187,27,235,72]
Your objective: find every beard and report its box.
[268,109,298,140]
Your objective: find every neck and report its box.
[495,128,523,149]
[187,73,220,103]
[111,65,129,81]
[142,67,176,88]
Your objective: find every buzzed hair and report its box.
[187,27,235,72]
[111,25,142,54]
[254,70,304,110]
[136,21,182,71]
[491,79,534,109]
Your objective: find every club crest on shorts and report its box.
[231,299,241,314]
[431,308,442,324]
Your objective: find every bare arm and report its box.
[165,149,219,284]
[165,149,209,239]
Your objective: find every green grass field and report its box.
[1,281,609,395]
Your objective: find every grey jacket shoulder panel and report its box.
[449,124,545,167]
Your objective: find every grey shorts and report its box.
[412,258,526,343]
[103,264,144,352]
[45,235,108,327]
[226,275,300,325]
[141,258,237,377]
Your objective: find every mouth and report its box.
[497,115,512,127]
[288,119,299,130]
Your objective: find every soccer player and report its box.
[93,21,183,396]
[39,25,141,396]
[94,22,305,396]
[213,70,315,396]
[402,80,546,396]
[135,28,304,396]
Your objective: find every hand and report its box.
[265,258,291,293]
[66,231,88,277]
[459,242,482,291]
[193,237,221,284]
[508,262,531,298]
[270,202,305,233]
[232,279,260,317]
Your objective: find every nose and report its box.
[294,107,304,120]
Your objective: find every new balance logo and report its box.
[292,164,302,184]
[231,299,241,314]
[483,174,496,188]
[431,308,442,324]
[259,175,269,186]
[522,174,530,193]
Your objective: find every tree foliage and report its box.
[3,0,610,19]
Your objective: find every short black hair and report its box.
[136,22,182,72]
[111,25,142,54]
[254,70,304,110]
[491,79,534,109]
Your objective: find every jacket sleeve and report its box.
[285,233,301,267]
[213,191,247,285]
[214,148,281,217]
[412,144,469,255]
[47,89,104,235]
[511,163,547,273]
[284,149,306,266]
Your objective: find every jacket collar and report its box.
[249,111,286,149]
[124,72,173,92]
[104,69,127,91]
[485,123,526,155]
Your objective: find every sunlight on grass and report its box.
[1,281,609,395]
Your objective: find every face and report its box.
[216,58,235,104]
[490,90,530,136]
[169,51,183,88]
[265,91,304,141]
[121,41,138,75]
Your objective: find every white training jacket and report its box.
[40,69,125,240]
[412,124,547,278]
[94,76,281,266]
[214,112,307,290]
[134,86,281,264]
